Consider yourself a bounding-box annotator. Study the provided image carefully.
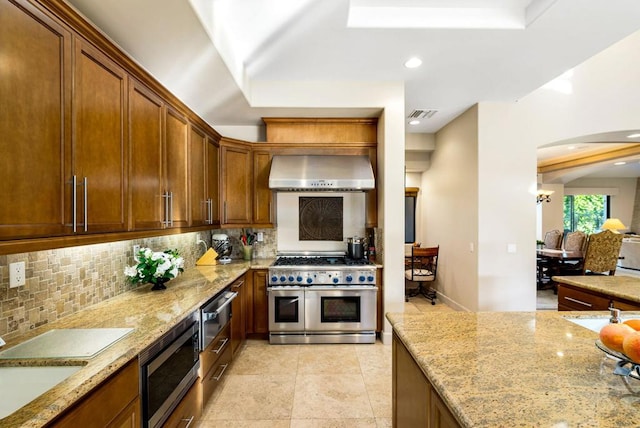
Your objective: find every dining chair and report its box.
[543,230,564,249]
[564,230,588,252]
[405,245,439,304]
[537,229,564,288]
[559,230,623,276]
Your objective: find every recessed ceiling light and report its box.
[409,120,420,125]
[614,161,627,166]
[567,146,576,150]
[627,133,640,138]
[404,57,422,69]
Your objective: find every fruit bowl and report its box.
[596,339,640,379]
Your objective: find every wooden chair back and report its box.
[543,229,563,249]
[406,246,439,282]
[564,231,587,252]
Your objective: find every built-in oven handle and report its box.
[307,286,377,291]
[267,286,306,291]
[202,292,238,321]
[181,416,195,428]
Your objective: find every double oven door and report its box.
[268,285,377,333]
[305,286,377,332]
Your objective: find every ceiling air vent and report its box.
[408,109,438,119]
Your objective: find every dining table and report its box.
[536,248,585,288]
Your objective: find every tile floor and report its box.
[197,294,452,428]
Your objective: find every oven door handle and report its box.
[267,286,306,292]
[307,286,377,292]
[202,291,238,321]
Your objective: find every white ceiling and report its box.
[64,0,640,136]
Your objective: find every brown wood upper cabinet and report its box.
[72,38,128,234]
[0,0,72,240]
[191,125,220,227]
[252,150,275,227]
[220,139,252,226]
[129,80,189,230]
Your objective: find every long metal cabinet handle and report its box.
[564,296,592,307]
[207,199,213,224]
[211,337,229,354]
[181,416,195,428]
[162,191,169,227]
[223,201,227,223]
[169,191,174,226]
[72,175,77,233]
[211,363,229,381]
[83,177,88,232]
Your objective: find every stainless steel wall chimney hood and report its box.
[268,155,375,191]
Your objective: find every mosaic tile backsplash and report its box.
[0,228,277,340]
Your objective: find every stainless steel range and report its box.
[268,252,377,344]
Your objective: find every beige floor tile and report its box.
[289,418,378,427]
[202,374,295,420]
[292,374,373,419]
[297,344,361,375]
[231,343,300,375]
[356,343,391,376]
[197,420,290,428]
[362,372,392,418]
[375,418,392,427]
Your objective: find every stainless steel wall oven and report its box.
[139,311,200,428]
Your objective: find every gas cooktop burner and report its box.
[273,256,373,267]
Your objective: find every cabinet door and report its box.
[165,107,189,228]
[252,270,269,335]
[0,0,72,239]
[231,276,246,356]
[206,138,220,226]
[189,124,208,226]
[221,144,252,225]
[73,38,128,233]
[129,80,164,230]
[252,150,274,226]
[393,333,429,427]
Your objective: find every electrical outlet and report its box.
[133,245,140,262]
[195,233,200,244]
[10,261,26,288]
[257,232,264,242]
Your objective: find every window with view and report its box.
[563,194,610,234]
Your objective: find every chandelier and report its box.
[536,189,554,204]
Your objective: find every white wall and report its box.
[539,183,565,240]
[424,106,478,311]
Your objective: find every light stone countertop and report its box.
[387,310,640,427]
[553,275,640,303]
[0,258,274,428]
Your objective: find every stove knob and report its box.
[297,276,303,282]
[367,275,375,282]
[358,275,366,282]
[271,276,278,283]
[306,277,313,284]
[333,277,339,284]
[288,275,294,282]
[280,276,286,282]
[346,275,353,282]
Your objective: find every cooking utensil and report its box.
[347,236,366,260]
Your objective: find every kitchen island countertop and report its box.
[553,275,640,303]
[0,258,273,428]
[387,310,640,427]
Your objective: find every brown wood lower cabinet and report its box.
[556,282,640,311]
[246,269,269,338]
[48,358,140,427]
[393,332,460,428]
[200,322,232,407]
[162,380,202,428]
[230,275,246,356]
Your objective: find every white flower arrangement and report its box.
[124,247,184,290]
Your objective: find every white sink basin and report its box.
[563,316,629,333]
[0,365,83,418]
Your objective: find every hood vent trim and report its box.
[268,155,375,192]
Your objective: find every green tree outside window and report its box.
[563,194,607,234]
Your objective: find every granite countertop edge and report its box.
[553,275,640,303]
[386,310,640,427]
[0,258,274,427]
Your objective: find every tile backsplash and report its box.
[0,229,277,340]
